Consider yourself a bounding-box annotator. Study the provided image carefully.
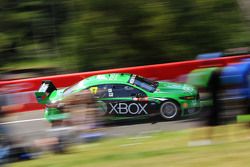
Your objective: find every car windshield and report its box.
[129,75,158,92]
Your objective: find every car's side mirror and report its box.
[136,93,144,98]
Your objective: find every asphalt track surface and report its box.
[2,110,201,143]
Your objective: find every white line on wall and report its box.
[0,118,45,125]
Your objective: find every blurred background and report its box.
[2,0,250,166]
[1,0,250,75]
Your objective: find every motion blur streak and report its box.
[1,0,250,166]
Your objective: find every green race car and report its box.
[35,73,200,122]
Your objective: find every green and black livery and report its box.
[35,73,200,122]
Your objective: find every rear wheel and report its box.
[160,101,180,120]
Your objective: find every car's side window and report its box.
[110,84,146,97]
[88,84,110,98]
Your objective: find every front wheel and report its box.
[160,101,180,120]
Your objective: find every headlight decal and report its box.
[179,96,196,100]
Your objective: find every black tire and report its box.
[160,100,180,120]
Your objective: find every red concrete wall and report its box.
[1,54,249,113]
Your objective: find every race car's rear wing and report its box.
[35,80,57,104]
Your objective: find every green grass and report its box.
[12,124,250,167]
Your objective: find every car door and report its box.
[89,84,157,116]
[103,84,152,116]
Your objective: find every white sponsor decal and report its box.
[183,85,194,93]
[109,103,148,115]
[108,92,114,97]
[154,98,167,101]
[130,75,136,84]
[96,74,119,80]
[96,75,108,80]
[39,83,49,92]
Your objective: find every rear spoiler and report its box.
[35,80,57,104]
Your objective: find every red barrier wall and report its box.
[1,54,249,112]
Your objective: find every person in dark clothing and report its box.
[188,68,223,146]
[207,69,222,126]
